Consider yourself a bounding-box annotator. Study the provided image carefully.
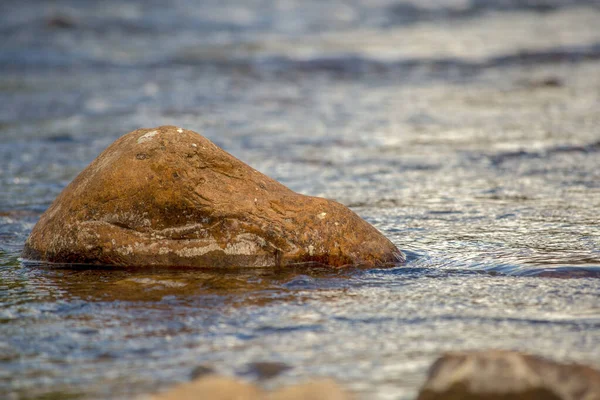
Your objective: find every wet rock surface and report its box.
[417,350,600,400]
[152,376,351,400]
[22,125,403,268]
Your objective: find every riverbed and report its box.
[1,0,600,399]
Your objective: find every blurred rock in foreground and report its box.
[151,376,351,400]
[417,350,600,400]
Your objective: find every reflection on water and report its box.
[2,264,600,399]
[1,0,600,399]
[12,263,359,303]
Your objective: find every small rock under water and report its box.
[152,376,351,400]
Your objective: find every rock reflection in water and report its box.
[18,263,358,303]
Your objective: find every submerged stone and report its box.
[243,361,292,380]
[23,126,403,268]
[417,350,600,400]
[153,376,262,400]
[152,376,351,400]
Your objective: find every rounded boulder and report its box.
[23,126,404,268]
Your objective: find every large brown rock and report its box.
[23,126,403,268]
[417,350,600,400]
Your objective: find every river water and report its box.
[1,1,600,399]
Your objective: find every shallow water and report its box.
[1,0,600,399]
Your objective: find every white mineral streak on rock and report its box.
[318,212,327,220]
[224,233,266,255]
[137,130,159,144]
[174,234,268,258]
[175,243,221,258]
[157,223,209,237]
[176,128,183,133]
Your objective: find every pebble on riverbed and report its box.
[416,350,600,400]
[242,361,293,380]
[151,376,351,400]
[22,126,403,268]
[152,351,600,400]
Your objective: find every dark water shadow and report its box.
[3,39,600,79]
[164,42,600,80]
[445,263,600,279]
[518,266,600,278]
[369,249,600,279]
[488,140,600,166]
[385,0,600,27]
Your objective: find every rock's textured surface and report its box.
[151,376,352,400]
[417,350,600,400]
[23,126,403,268]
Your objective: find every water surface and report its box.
[1,0,600,399]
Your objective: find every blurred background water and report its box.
[1,0,600,399]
